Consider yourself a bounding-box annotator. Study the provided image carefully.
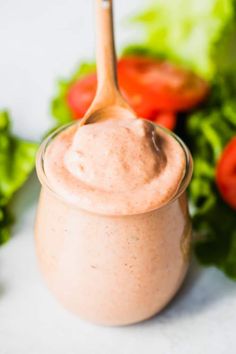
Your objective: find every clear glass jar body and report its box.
[35,124,193,326]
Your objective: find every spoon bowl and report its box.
[80,106,135,126]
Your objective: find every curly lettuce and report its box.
[186,74,236,279]
[0,111,38,244]
[127,0,236,78]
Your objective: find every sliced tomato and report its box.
[67,56,209,126]
[67,73,97,119]
[152,112,177,131]
[216,137,236,210]
[118,57,209,112]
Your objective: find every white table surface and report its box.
[1,1,236,353]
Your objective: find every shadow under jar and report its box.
[35,123,193,326]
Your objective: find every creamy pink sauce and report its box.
[44,118,186,215]
[36,117,192,325]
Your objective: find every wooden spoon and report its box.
[79,0,136,127]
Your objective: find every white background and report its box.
[0,1,236,353]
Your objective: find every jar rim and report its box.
[36,121,193,216]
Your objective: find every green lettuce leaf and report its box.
[127,0,236,78]
[0,111,38,244]
[186,74,236,279]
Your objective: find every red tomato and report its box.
[67,73,97,119]
[118,57,209,113]
[216,137,236,210]
[152,112,177,131]
[67,56,209,126]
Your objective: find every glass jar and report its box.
[35,123,193,326]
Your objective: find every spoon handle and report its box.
[80,0,135,126]
[95,0,118,96]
